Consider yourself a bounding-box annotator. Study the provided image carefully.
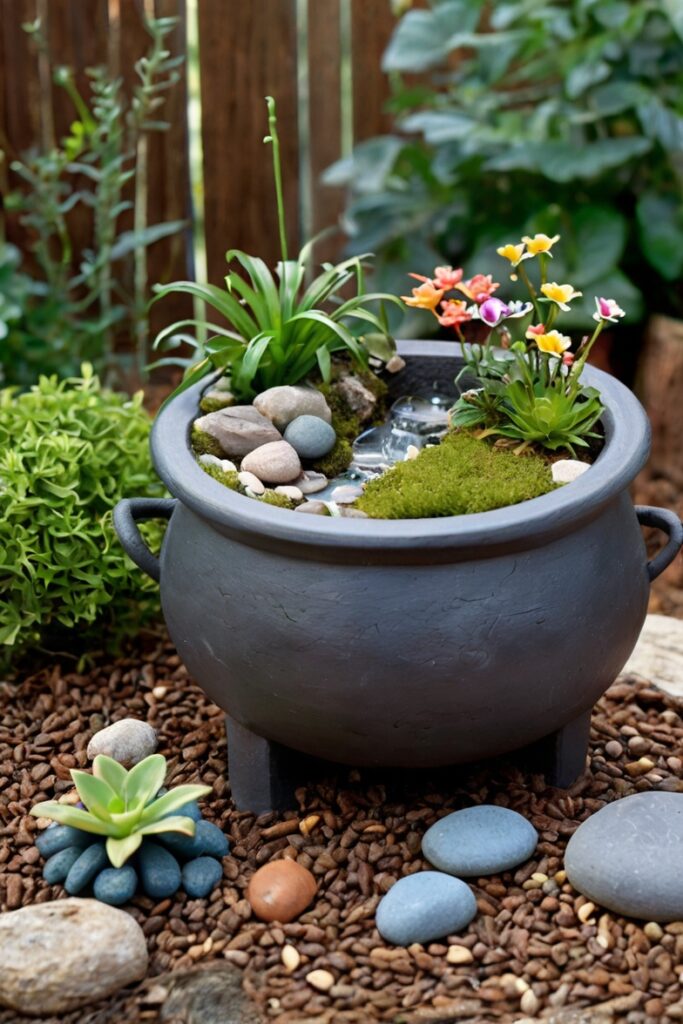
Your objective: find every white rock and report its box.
[331,484,363,504]
[87,718,157,767]
[551,459,591,485]
[238,471,265,495]
[241,441,302,484]
[405,445,420,460]
[386,355,406,374]
[0,898,148,1015]
[275,485,304,501]
[623,614,683,698]
[296,471,328,495]
[295,501,329,516]
[199,454,236,472]
[253,385,331,431]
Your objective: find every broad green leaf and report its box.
[636,194,683,281]
[30,801,117,836]
[110,220,186,261]
[106,833,143,868]
[71,769,117,819]
[485,137,652,181]
[136,815,196,837]
[322,136,405,194]
[139,784,212,824]
[92,756,128,796]
[662,0,683,40]
[566,60,610,99]
[572,205,627,285]
[382,0,484,72]
[124,754,166,809]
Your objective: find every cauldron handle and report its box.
[636,505,683,582]
[113,497,177,583]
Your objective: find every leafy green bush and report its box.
[328,0,683,329]
[0,366,165,667]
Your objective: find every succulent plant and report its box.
[31,754,211,868]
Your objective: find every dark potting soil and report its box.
[0,635,682,1023]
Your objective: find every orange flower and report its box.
[433,266,463,290]
[401,274,444,314]
[525,323,546,339]
[437,299,472,328]
[457,274,500,304]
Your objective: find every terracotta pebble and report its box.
[246,858,317,923]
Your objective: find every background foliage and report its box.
[327,0,683,334]
[0,366,164,669]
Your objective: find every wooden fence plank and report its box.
[197,0,300,290]
[350,0,395,143]
[46,0,109,143]
[308,0,345,267]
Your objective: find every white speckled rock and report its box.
[552,459,590,484]
[238,471,265,495]
[565,792,683,921]
[275,485,304,501]
[422,805,538,877]
[194,406,281,458]
[241,441,302,484]
[253,386,331,431]
[87,718,157,767]
[0,898,148,1015]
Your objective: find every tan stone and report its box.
[623,614,683,698]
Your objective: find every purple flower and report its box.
[479,297,511,327]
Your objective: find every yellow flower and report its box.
[540,282,582,311]
[401,275,444,314]
[496,243,525,267]
[522,233,560,257]
[534,330,572,355]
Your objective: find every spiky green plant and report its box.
[30,754,211,868]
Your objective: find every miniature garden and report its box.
[1,3,683,1023]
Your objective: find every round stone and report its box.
[564,792,683,921]
[552,459,590,484]
[159,819,229,859]
[241,440,302,484]
[295,500,330,516]
[43,846,83,885]
[0,898,148,1015]
[86,718,157,767]
[93,865,138,906]
[253,385,332,431]
[376,872,477,946]
[283,415,336,460]
[35,824,94,859]
[182,856,224,898]
[247,859,317,923]
[422,805,538,877]
[138,840,182,899]
[64,842,109,895]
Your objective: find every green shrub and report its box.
[356,432,556,519]
[0,366,165,667]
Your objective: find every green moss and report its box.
[199,395,234,414]
[356,432,556,520]
[191,427,224,458]
[199,463,240,491]
[317,383,362,442]
[312,437,353,477]
[258,490,297,510]
[357,368,388,402]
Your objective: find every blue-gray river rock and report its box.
[422,805,538,877]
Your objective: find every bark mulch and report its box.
[1,637,682,1024]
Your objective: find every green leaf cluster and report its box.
[329,0,683,324]
[356,431,556,519]
[1,14,185,388]
[30,754,211,868]
[0,366,165,667]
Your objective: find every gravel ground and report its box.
[1,637,683,1023]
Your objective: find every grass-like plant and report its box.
[31,754,211,868]
[152,97,400,401]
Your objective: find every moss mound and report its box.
[356,432,556,519]
[312,437,353,477]
[199,463,240,490]
[191,426,225,458]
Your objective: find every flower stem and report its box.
[572,321,605,382]
[517,263,541,322]
[264,96,288,266]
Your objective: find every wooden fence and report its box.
[0,0,396,339]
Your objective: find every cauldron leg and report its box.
[525,709,592,788]
[225,716,299,813]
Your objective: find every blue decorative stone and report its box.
[138,840,182,899]
[283,415,336,460]
[93,865,138,906]
[376,872,477,946]
[35,824,93,858]
[422,805,538,877]
[159,819,229,859]
[182,856,224,898]
[170,799,202,823]
[42,846,83,885]
[64,842,109,895]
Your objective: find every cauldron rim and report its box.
[151,340,650,553]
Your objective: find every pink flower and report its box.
[457,274,500,304]
[433,266,463,290]
[593,297,625,323]
[479,297,511,327]
[437,299,472,328]
[563,352,575,367]
[525,323,546,339]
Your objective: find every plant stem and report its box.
[572,320,605,381]
[517,262,541,322]
[265,96,288,266]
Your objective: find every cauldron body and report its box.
[115,343,682,800]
